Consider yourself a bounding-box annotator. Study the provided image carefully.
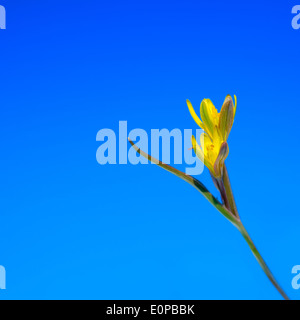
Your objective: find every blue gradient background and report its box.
[0,0,299,300]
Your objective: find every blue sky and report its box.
[0,0,299,299]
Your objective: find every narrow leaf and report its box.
[128,138,239,226]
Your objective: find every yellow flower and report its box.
[188,95,237,178]
[187,95,237,141]
[192,132,229,178]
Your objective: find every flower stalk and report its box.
[222,165,239,218]
[220,166,289,300]
[237,222,289,300]
[129,94,290,299]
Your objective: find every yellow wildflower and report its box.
[188,95,237,178]
[187,95,237,141]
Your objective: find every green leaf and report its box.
[128,138,239,226]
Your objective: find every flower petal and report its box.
[186,99,204,129]
[212,125,222,150]
[200,99,217,137]
[213,142,229,177]
[233,95,237,117]
[192,135,214,173]
[219,97,234,141]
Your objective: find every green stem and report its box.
[237,223,289,300]
[128,139,289,299]
[222,165,289,300]
[216,178,231,212]
[222,165,239,218]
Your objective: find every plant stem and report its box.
[222,165,289,300]
[237,222,289,300]
[217,178,231,212]
[222,165,239,218]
